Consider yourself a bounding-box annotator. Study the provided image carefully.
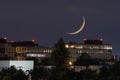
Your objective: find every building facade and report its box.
[0,37,114,63]
[65,39,113,62]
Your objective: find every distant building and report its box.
[0,37,115,63]
[0,37,15,59]
[65,38,114,62]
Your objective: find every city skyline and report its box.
[0,0,119,56]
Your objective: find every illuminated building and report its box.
[10,40,53,60]
[0,37,114,63]
[0,37,15,59]
[66,39,113,62]
[12,38,114,63]
[15,46,53,60]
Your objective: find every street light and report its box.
[69,61,72,66]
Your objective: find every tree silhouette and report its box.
[49,37,70,80]
[74,53,100,66]
[51,37,70,69]
[40,58,52,65]
[0,66,27,80]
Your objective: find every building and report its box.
[65,38,114,62]
[0,37,15,59]
[0,37,115,63]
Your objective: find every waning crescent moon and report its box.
[67,16,85,35]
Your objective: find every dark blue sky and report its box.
[0,0,120,56]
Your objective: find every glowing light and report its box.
[65,44,69,48]
[32,39,35,42]
[100,38,103,42]
[11,40,14,43]
[69,61,72,66]
[70,45,75,48]
[84,38,87,41]
[27,53,46,57]
[3,37,7,40]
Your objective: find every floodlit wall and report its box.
[0,60,34,71]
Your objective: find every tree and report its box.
[108,61,120,80]
[99,61,120,80]
[80,53,91,60]
[74,53,91,66]
[40,58,52,65]
[0,66,27,80]
[31,67,49,80]
[49,37,70,80]
[79,69,98,80]
[51,37,70,69]
[74,53,100,66]
[99,66,111,80]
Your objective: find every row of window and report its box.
[68,48,111,54]
[16,47,53,53]
[65,44,112,50]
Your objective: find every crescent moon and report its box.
[67,16,85,35]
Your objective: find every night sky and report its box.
[0,0,119,56]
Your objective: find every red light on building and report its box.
[3,37,7,40]
[100,38,103,42]
[84,38,87,41]
[32,39,35,42]
[11,40,14,43]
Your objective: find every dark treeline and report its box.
[0,62,120,80]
